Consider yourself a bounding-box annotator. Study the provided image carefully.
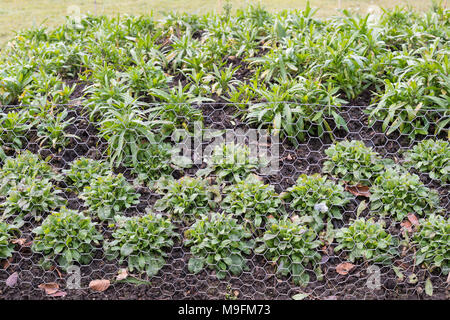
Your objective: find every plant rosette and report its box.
[334,218,398,264]
[222,174,281,231]
[281,173,351,232]
[80,173,140,221]
[323,140,388,186]
[0,221,20,260]
[63,157,112,191]
[403,139,449,183]
[32,207,103,270]
[104,212,178,276]
[184,213,254,279]
[255,217,323,286]
[1,177,66,223]
[370,168,440,221]
[124,140,193,185]
[0,151,60,195]
[154,176,219,224]
[197,142,268,184]
[413,214,449,275]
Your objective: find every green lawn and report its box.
[0,0,441,46]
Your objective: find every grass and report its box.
[0,0,441,47]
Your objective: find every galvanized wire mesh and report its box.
[0,102,448,300]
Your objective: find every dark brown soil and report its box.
[0,101,448,300]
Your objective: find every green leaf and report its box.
[120,244,134,257]
[171,155,193,168]
[292,292,310,300]
[425,278,433,297]
[188,257,204,274]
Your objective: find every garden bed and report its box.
[0,4,449,300]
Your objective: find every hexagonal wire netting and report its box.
[0,102,448,300]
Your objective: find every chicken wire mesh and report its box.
[0,102,448,300]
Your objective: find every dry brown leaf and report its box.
[89,279,110,292]
[2,257,13,270]
[6,272,18,287]
[336,262,355,275]
[39,282,60,295]
[116,269,128,281]
[12,238,27,246]
[345,184,371,198]
[401,220,413,233]
[50,291,67,297]
[447,273,450,284]
[407,213,419,226]
[50,266,63,279]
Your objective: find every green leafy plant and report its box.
[281,174,351,232]
[63,157,112,191]
[323,140,388,185]
[148,84,207,136]
[197,142,267,184]
[404,139,449,183]
[80,173,140,221]
[32,207,103,270]
[184,213,253,279]
[36,110,79,150]
[0,65,33,105]
[222,174,281,230]
[154,176,218,223]
[1,177,66,222]
[0,151,59,195]
[99,104,167,168]
[255,217,323,286]
[0,110,33,150]
[245,79,347,144]
[0,221,19,260]
[123,140,192,184]
[334,218,398,263]
[370,168,440,221]
[104,212,178,276]
[413,214,449,275]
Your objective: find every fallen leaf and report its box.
[446,273,450,284]
[12,238,27,246]
[233,290,239,297]
[356,200,367,217]
[425,278,433,297]
[50,291,67,297]
[336,262,355,275]
[39,282,60,295]
[407,213,419,226]
[116,269,128,281]
[292,292,310,300]
[408,273,418,284]
[2,257,12,270]
[345,184,371,198]
[401,220,413,233]
[89,279,110,292]
[392,266,404,281]
[50,266,63,279]
[6,272,18,287]
[290,215,300,224]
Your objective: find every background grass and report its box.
[0,0,444,46]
